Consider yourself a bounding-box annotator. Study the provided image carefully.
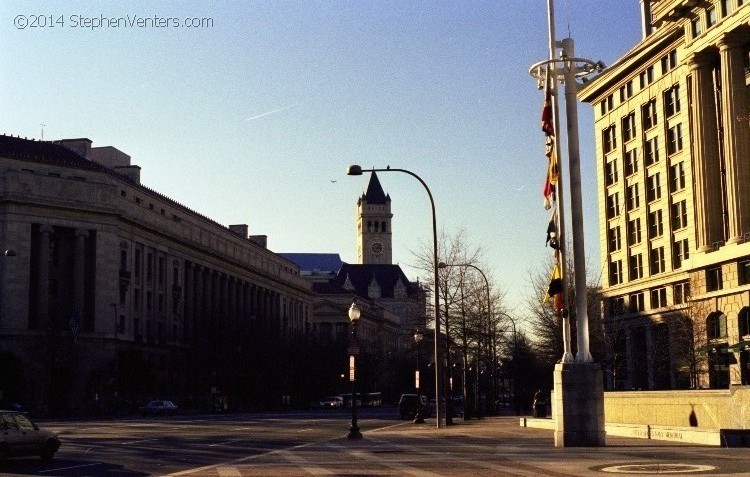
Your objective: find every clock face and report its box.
[371,242,384,254]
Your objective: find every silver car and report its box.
[0,410,61,462]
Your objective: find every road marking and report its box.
[347,449,440,476]
[162,421,399,476]
[39,462,102,473]
[216,466,243,477]
[122,438,159,445]
[278,449,334,475]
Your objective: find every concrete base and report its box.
[553,362,606,447]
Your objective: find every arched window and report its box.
[707,312,727,341]
[381,221,387,232]
[739,307,750,337]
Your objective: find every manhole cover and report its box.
[601,463,716,474]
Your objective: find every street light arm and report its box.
[347,164,443,428]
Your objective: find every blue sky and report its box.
[1,1,643,318]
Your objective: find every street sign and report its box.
[415,370,420,389]
[349,355,355,382]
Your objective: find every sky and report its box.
[1,1,643,321]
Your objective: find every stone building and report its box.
[0,135,314,413]
[579,0,750,390]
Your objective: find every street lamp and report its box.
[438,262,492,419]
[413,329,425,424]
[347,300,363,439]
[347,164,444,428]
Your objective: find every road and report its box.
[2,409,750,476]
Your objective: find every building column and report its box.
[625,327,634,390]
[645,324,654,389]
[195,265,204,332]
[719,35,750,244]
[38,225,54,327]
[184,263,194,339]
[74,230,89,321]
[688,53,724,252]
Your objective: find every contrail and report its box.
[245,104,297,122]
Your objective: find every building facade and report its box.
[0,135,315,414]
[579,0,750,390]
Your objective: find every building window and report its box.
[721,0,734,16]
[630,292,645,312]
[607,192,621,219]
[134,248,142,282]
[739,260,750,286]
[645,137,660,166]
[707,312,727,340]
[603,125,617,153]
[669,161,686,192]
[610,259,623,285]
[622,113,637,142]
[739,308,750,337]
[651,246,666,274]
[707,5,717,27]
[600,94,614,115]
[673,238,690,269]
[624,148,639,176]
[667,123,683,155]
[608,226,622,252]
[609,296,625,317]
[630,253,644,280]
[639,65,655,88]
[672,200,688,230]
[707,267,723,292]
[627,183,641,211]
[628,218,642,246]
[605,158,619,186]
[647,173,662,202]
[649,209,664,238]
[692,17,703,37]
[642,99,658,130]
[665,85,681,117]
[651,287,668,309]
[619,81,634,102]
[661,50,677,74]
[674,281,690,305]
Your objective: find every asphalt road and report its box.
[2,410,750,476]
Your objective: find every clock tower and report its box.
[356,171,393,264]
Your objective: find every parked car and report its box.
[0,410,61,462]
[140,400,179,416]
[398,394,431,420]
[320,396,344,408]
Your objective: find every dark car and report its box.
[140,400,179,416]
[398,394,431,420]
[0,410,61,462]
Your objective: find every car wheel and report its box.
[40,441,56,462]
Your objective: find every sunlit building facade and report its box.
[580,0,750,390]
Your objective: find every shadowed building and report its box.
[0,134,314,413]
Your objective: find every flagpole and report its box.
[547,0,574,363]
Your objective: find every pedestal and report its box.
[553,362,606,447]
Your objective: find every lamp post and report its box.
[413,329,425,424]
[347,300,363,439]
[347,164,444,428]
[438,262,492,419]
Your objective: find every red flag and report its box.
[542,92,554,136]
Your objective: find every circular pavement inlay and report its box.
[601,463,716,474]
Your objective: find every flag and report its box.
[70,311,80,345]
[541,92,554,136]
[543,263,562,303]
[546,136,558,185]
[545,208,559,250]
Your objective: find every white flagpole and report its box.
[547,0,574,363]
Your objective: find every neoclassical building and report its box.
[0,135,314,413]
[579,0,750,390]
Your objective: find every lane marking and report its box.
[39,462,102,473]
[278,449,334,475]
[216,466,242,477]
